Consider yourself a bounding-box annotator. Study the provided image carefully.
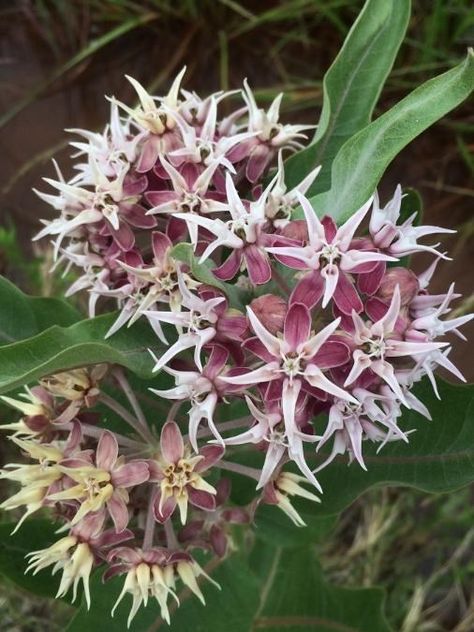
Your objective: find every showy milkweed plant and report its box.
[0,2,473,629]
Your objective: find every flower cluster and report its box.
[1,70,471,625]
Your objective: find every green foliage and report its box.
[308,49,474,221]
[284,0,411,194]
[0,276,80,345]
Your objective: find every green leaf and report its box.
[0,276,80,345]
[65,556,261,632]
[253,547,392,632]
[284,0,410,193]
[0,312,158,395]
[309,49,474,221]
[0,519,62,598]
[311,379,474,516]
[65,546,391,632]
[170,243,244,309]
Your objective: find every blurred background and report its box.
[0,1,473,630]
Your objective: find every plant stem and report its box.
[75,422,144,449]
[164,518,179,549]
[113,368,149,430]
[99,392,156,444]
[218,459,261,481]
[143,490,157,550]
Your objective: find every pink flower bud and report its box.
[377,267,419,306]
[250,294,287,334]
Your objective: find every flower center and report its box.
[319,243,341,267]
[281,352,304,378]
[362,337,386,358]
[180,193,202,214]
[163,460,193,491]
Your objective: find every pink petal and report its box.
[321,216,337,242]
[333,272,363,315]
[213,250,242,281]
[195,445,224,472]
[160,421,184,463]
[310,340,350,369]
[290,271,324,309]
[109,222,135,251]
[210,525,228,557]
[124,204,157,228]
[204,345,229,380]
[112,461,149,488]
[217,313,248,341]
[153,491,177,522]
[107,492,129,532]
[188,487,216,512]
[136,137,160,173]
[246,145,271,183]
[284,302,311,351]
[357,262,386,295]
[244,245,272,285]
[146,190,177,206]
[243,337,276,363]
[152,231,172,261]
[96,431,118,471]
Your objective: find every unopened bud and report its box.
[377,267,419,306]
[250,294,287,334]
[279,220,308,244]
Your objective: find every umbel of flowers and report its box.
[0,69,471,626]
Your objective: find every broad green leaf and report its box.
[0,276,80,345]
[309,49,474,221]
[0,519,63,598]
[0,312,158,395]
[254,547,392,632]
[284,0,410,193]
[65,546,391,631]
[65,556,260,632]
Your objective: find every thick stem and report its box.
[142,490,157,550]
[218,459,261,481]
[164,518,179,549]
[99,393,156,444]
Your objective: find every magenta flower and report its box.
[268,192,395,312]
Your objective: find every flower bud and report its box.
[250,294,287,334]
[377,267,419,306]
[279,220,308,244]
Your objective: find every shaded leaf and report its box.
[0,276,80,345]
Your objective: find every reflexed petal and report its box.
[284,302,311,351]
[160,421,184,463]
[96,431,118,471]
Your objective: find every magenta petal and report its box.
[145,190,177,206]
[284,302,311,351]
[136,137,160,173]
[195,445,224,472]
[246,145,271,183]
[321,216,337,242]
[245,245,272,285]
[160,421,184,463]
[290,271,324,309]
[210,525,227,557]
[60,457,92,469]
[112,461,149,488]
[152,231,172,261]
[109,222,135,251]
[188,487,216,512]
[333,272,363,315]
[96,431,118,471]
[213,250,242,281]
[107,492,129,533]
[204,345,229,380]
[357,262,386,295]
[153,491,177,523]
[310,340,350,369]
[243,337,276,363]
[124,204,157,229]
[217,314,248,341]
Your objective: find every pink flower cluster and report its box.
[1,70,471,624]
